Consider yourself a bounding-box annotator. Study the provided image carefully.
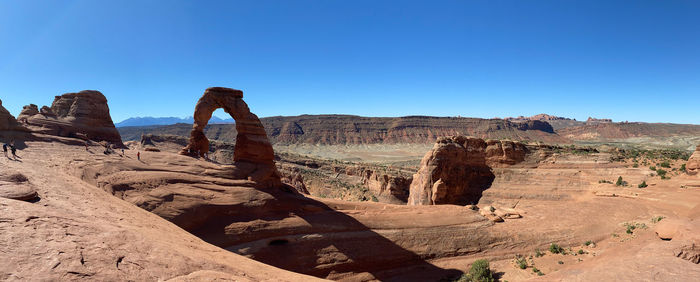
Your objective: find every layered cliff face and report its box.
[264,115,562,144]
[119,114,569,145]
[17,91,124,147]
[687,145,700,175]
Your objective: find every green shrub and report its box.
[584,240,592,246]
[467,259,494,282]
[515,256,527,269]
[532,267,544,276]
[681,164,687,173]
[638,181,648,188]
[659,161,671,168]
[577,249,585,254]
[651,216,665,223]
[549,243,563,254]
[535,249,544,257]
[598,179,612,184]
[649,166,656,171]
[615,176,626,186]
[558,260,564,265]
[656,169,667,178]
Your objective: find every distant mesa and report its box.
[586,117,613,123]
[504,113,573,121]
[17,90,125,147]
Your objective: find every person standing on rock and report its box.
[137,151,140,161]
[10,144,18,160]
[2,143,7,158]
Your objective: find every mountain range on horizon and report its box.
[116,116,235,127]
[116,113,609,128]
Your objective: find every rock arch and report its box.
[180,87,280,186]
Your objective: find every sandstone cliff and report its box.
[17,91,124,147]
[119,114,570,145]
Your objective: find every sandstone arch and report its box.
[180,87,280,186]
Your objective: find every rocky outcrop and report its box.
[485,139,528,166]
[180,87,281,188]
[360,169,411,204]
[408,136,495,205]
[277,164,310,194]
[16,91,124,147]
[687,145,700,175]
[0,99,28,133]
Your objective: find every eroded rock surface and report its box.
[0,99,27,133]
[408,136,495,205]
[485,139,527,166]
[180,87,281,187]
[16,91,124,147]
[687,145,700,175]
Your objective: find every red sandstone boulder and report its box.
[407,136,495,205]
[16,91,124,147]
[687,145,700,175]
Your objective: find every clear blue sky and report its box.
[1,1,699,124]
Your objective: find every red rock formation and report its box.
[408,136,495,205]
[180,87,281,187]
[360,169,411,204]
[16,91,124,147]
[0,99,28,133]
[687,145,700,175]
[485,139,528,166]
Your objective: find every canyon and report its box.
[1,89,700,281]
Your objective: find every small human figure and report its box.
[137,151,140,161]
[10,144,18,160]
[2,143,7,158]
[85,142,89,151]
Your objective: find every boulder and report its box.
[407,136,495,205]
[0,172,37,201]
[180,87,281,188]
[16,91,124,147]
[687,145,700,175]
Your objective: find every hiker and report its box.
[137,151,140,161]
[10,144,18,160]
[85,142,89,151]
[2,143,7,158]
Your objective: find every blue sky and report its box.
[1,1,699,124]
